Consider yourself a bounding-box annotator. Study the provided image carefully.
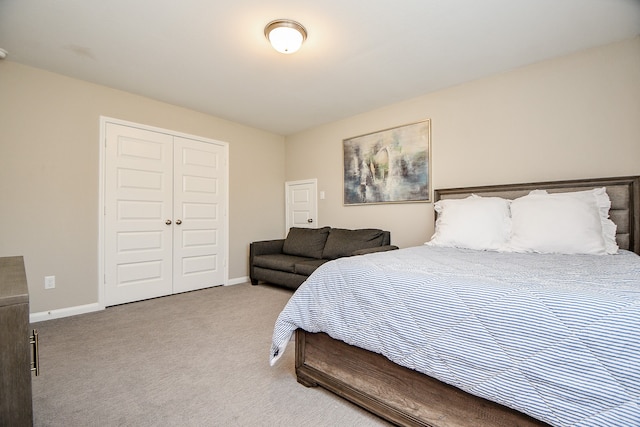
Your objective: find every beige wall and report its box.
[2,36,639,315]
[285,37,640,249]
[0,62,285,313]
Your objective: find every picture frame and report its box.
[343,119,431,205]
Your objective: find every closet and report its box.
[103,120,228,306]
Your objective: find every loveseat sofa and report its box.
[250,227,398,290]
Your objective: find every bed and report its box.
[270,175,640,427]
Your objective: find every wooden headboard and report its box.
[434,176,640,255]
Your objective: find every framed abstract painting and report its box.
[343,119,431,205]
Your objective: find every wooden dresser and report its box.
[0,256,34,426]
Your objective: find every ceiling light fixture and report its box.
[264,19,307,54]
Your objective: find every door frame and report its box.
[285,179,318,236]
[98,116,229,308]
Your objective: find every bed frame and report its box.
[295,175,640,427]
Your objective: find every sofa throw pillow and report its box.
[282,227,331,259]
[322,228,384,260]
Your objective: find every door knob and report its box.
[165,219,172,225]
[307,219,313,223]
[176,219,182,225]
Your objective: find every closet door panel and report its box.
[105,124,174,306]
[173,137,226,293]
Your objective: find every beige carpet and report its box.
[31,283,390,426]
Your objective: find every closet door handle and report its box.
[176,219,182,225]
[165,220,172,225]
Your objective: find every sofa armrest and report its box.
[351,245,399,256]
[250,239,285,285]
[250,239,285,256]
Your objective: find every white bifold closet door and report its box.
[104,123,226,306]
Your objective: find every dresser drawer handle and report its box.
[30,329,40,376]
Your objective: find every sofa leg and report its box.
[250,278,258,286]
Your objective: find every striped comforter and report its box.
[270,245,640,427]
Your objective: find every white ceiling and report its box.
[1,0,639,136]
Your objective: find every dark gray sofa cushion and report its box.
[252,254,312,273]
[252,267,307,290]
[282,226,331,259]
[295,259,330,276]
[322,228,385,260]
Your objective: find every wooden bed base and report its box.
[294,176,640,427]
[296,330,549,427]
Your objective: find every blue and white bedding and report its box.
[270,245,640,427]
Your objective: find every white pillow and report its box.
[508,188,617,255]
[426,195,511,251]
[550,188,617,254]
[517,188,618,254]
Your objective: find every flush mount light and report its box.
[264,19,307,54]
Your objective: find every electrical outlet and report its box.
[44,275,55,289]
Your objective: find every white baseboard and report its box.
[227,276,249,286]
[30,277,249,323]
[30,303,104,323]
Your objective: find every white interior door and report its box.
[172,137,226,293]
[104,123,174,306]
[285,179,318,233]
